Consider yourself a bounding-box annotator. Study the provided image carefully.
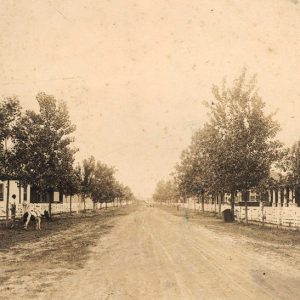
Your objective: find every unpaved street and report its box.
[47,205,300,300]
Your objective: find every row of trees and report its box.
[79,156,134,211]
[153,70,300,224]
[0,92,134,225]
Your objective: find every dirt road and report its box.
[47,205,300,300]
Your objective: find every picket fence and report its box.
[0,201,129,220]
[164,202,300,229]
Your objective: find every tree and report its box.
[121,186,134,205]
[152,179,179,205]
[60,164,81,215]
[90,161,116,208]
[0,97,21,226]
[204,70,281,223]
[79,156,96,211]
[285,141,300,203]
[13,92,77,216]
[174,126,217,212]
[112,181,124,207]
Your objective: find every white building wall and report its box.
[0,180,30,209]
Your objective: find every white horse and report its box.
[23,204,43,230]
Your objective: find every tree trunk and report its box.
[82,195,86,211]
[243,190,248,225]
[201,192,205,212]
[48,193,52,218]
[19,180,22,204]
[218,192,221,216]
[5,180,10,227]
[70,195,72,215]
[230,191,235,221]
[214,193,217,214]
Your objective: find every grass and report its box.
[0,204,136,300]
[160,205,300,246]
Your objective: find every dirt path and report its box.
[47,205,300,300]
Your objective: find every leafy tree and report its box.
[13,92,77,216]
[0,97,21,226]
[285,141,300,202]
[112,181,125,207]
[121,186,134,205]
[152,179,179,205]
[90,161,116,208]
[60,164,81,214]
[175,126,217,212]
[79,156,96,211]
[204,70,281,223]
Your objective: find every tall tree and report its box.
[285,141,300,203]
[121,186,134,205]
[0,97,21,226]
[152,179,179,205]
[90,161,116,207]
[60,163,81,215]
[204,70,281,223]
[80,156,96,210]
[13,92,77,215]
[174,126,216,212]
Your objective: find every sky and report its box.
[0,0,300,198]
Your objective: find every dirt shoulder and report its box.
[159,204,300,265]
[0,204,136,300]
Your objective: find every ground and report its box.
[1,203,300,299]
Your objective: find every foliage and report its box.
[78,157,134,205]
[80,156,96,200]
[285,141,300,188]
[90,161,116,204]
[152,179,179,204]
[174,126,216,200]
[0,97,22,180]
[203,70,281,194]
[12,92,77,195]
[170,70,282,222]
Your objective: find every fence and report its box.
[0,200,131,220]
[163,202,300,229]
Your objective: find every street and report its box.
[46,205,300,300]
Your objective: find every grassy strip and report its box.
[0,204,136,299]
[159,205,300,246]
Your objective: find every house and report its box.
[0,180,67,208]
[0,179,30,208]
[0,179,95,213]
[29,186,65,203]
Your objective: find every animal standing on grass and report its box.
[22,205,43,230]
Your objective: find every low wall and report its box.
[163,202,300,229]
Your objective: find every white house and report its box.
[0,179,30,207]
[0,179,30,218]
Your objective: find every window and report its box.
[23,185,27,201]
[0,183,3,201]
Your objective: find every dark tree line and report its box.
[153,70,300,224]
[0,92,134,225]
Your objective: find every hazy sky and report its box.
[0,0,300,197]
